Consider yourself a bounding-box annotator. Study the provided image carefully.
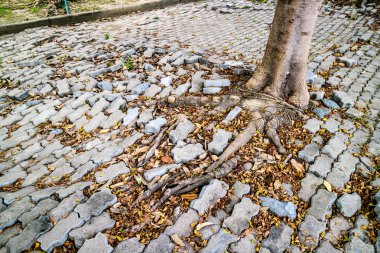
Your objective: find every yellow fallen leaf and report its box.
[195,222,214,231]
[170,234,185,246]
[323,180,332,192]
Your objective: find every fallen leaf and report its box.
[181,193,198,200]
[196,222,214,231]
[323,180,332,192]
[290,159,304,172]
[161,156,173,164]
[274,180,281,190]
[171,234,185,246]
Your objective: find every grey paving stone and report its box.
[259,197,297,219]
[0,170,27,187]
[113,237,145,253]
[191,179,229,215]
[122,107,140,126]
[0,196,34,230]
[298,215,326,248]
[336,193,362,217]
[298,143,320,163]
[38,212,85,253]
[83,112,107,132]
[144,164,179,182]
[164,209,199,237]
[223,197,259,234]
[322,135,346,159]
[120,131,144,149]
[136,108,154,127]
[172,83,191,96]
[324,215,350,244]
[106,97,126,114]
[88,98,110,117]
[204,79,231,87]
[74,188,117,221]
[332,90,354,108]
[0,186,35,205]
[48,191,87,222]
[229,233,257,253]
[144,117,167,134]
[344,236,375,253]
[69,212,115,248]
[91,144,123,165]
[144,234,174,253]
[29,186,62,202]
[303,118,323,133]
[222,106,242,124]
[323,118,340,133]
[18,198,59,227]
[226,181,250,212]
[198,210,227,240]
[171,141,205,163]
[169,119,196,144]
[95,161,130,183]
[261,224,294,253]
[5,216,52,253]
[308,189,337,221]
[56,79,71,97]
[71,162,97,181]
[208,129,232,155]
[309,154,334,178]
[200,229,238,253]
[299,173,323,202]
[0,225,21,248]
[100,110,125,129]
[315,240,342,253]
[77,232,113,253]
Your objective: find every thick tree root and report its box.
[139,94,302,210]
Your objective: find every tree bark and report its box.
[246,0,323,108]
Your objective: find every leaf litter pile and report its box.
[0,39,379,253]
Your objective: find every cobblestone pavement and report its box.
[0,0,380,252]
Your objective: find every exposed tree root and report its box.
[139,94,302,210]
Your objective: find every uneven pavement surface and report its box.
[0,0,379,252]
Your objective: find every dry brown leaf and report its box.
[161,156,174,164]
[290,159,304,172]
[323,180,332,192]
[181,193,198,200]
[274,180,281,190]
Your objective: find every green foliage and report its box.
[104,33,110,40]
[0,7,12,17]
[121,56,134,71]
[30,6,43,14]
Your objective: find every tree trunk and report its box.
[246,0,323,108]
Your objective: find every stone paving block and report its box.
[315,240,342,253]
[29,186,62,202]
[308,154,334,178]
[100,110,125,129]
[144,234,174,253]
[223,197,260,234]
[261,224,294,253]
[70,162,97,181]
[344,236,375,253]
[208,129,232,155]
[22,166,49,187]
[69,212,115,248]
[95,161,130,183]
[144,164,179,182]
[48,191,87,222]
[0,197,35,230]
[113,237,145,253]
[38,212,85,253]
[169,119,196,144]
[190,179,229,215]
[77,232,113,253]
[0,170,26,187]
[303,118,323,133]
[164,209,199,237]
[136,108,154,127]
[5,216,52,253]
[298,215,326,248]
[200,229,238,253]
[229,233,257,253]
[226,181,250,212]
[69,149,98,168]
[308,189,337,221]
[18,198,58,228]
[259,197,297,219]
[298,143,320,163]
[74,188,117,221]
[83,112,107,132]
[171,142,205,163]
[0,186,36,205]
[0,225,21,248]
[56,181,93,199]
[299,173,323,202]
[144,117,167,134]
[336,193,362,217]
[91,144,124,165]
